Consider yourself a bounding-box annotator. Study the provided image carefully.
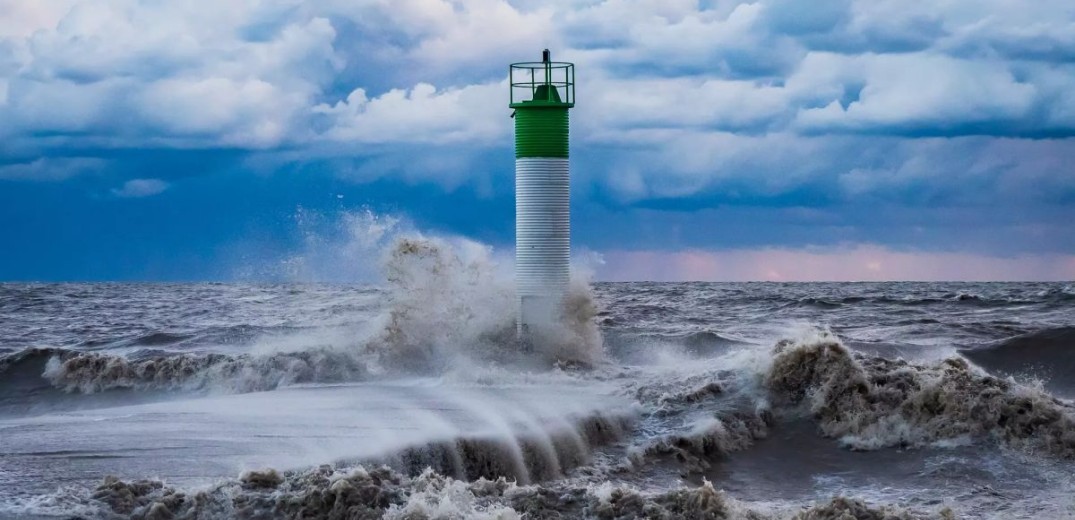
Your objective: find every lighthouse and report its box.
[510,50,575,339]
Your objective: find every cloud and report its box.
[788,52,1070,137]
[0,2,340,148]
[573,131,1075,207]
[0,157,105,181]
[0,1,79,39]
[312,81,507,144]
[2,0,1074,155]
[327,0,555,78]
[577,76,788,135]
[111,177,169,198]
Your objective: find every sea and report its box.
[1,235,1074,519]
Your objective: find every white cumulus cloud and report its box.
[111,178,169,198]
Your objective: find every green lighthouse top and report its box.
[509,49,574,109]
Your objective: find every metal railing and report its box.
[509,57,574,107]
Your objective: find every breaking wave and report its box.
[41,347,371,394]
[81,464,954,520]
[598,326,1075,481]
[766,329,1075,456]
[382,413,631,484]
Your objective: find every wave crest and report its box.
[41,348,371,394]
[767,330,1075,456]
[85,465,954,520]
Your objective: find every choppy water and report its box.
[2,270,1074,518]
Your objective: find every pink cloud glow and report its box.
[597,245,1075,282]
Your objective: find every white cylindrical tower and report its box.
[510,50,575,338]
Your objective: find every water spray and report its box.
[510,49,575,340]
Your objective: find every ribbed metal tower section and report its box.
[515,109,569,336]
[512,93,572,337]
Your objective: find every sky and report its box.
[1,0,1073,282]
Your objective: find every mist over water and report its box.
[1,213,1074,519]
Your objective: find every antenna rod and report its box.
[542,49,551,98]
